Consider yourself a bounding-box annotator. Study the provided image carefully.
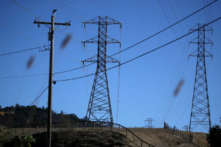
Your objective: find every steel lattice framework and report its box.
[82,16,121,123]
[145,118,155,128]
[189,23,213,132]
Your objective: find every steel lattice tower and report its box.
[82,16,121,123]
[189,23,213,132]
[145,118,155,128]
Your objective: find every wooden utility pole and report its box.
[33,10,70,147]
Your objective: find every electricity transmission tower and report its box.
[189,23,213,132]
[145,118,155,128]
[182,125,189,131]
[82,16,121,123]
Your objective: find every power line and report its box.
[11,0,86,52]
[175,0,190,29]
[168,0,187,36]
[0,63,93,79]
[0,23,43,45]
[10,0,50,28]
[49,1,96,54]
[59,0,85,22]
[1,0,217,79]
[91,0,111,16]
[110,0,217,57]
[0,45,48,57]
[156,0,191,123]
[50,0,79,21]
[158,0,184,49]
[79,0,112,19]
[55,16,221,82]
[169,58,213,126]
[29,86,49,106]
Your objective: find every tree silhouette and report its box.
[207,125,221,147]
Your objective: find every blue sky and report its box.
[0,0,221,133]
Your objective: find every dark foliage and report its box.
[4,131,128,147]
[0,104,80,128]
[207,125,221,147]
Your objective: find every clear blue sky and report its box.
[0,0,221,133]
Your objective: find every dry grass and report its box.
[128,128,208,147]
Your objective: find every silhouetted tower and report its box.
[145,118,155,128]
[82,16,121,123]
[182,125,189,131]
[189,23,213,132]
[220,117,221,127]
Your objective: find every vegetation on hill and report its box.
[207,125,221,147]
[3,130,135,147]
[0,104,81,128]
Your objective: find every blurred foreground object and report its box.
[207,125,221,147]
[27,56,35,69]
[174,79,185,97]
[61,34,72,49]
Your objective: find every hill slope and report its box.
[129,128,208,147]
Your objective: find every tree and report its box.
[207,125,221,147]
[14,135,35,147]
[60,110,64,115]
[0,127,11,147]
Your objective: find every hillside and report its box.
[0,105,209,147]
[0,104,81,127]
[128,128,208,147]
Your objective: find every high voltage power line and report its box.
[0,0,217,80]
[0,23,43,46]
[0,45,48,57]
[158,0,185,49]
[55,17,221,83]
[155,0,190,123]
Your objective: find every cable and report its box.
[11,0,86,51]
[175,0,190,29]
[29,86,49,106]
[55,17,221,82]
[50,0,79,21]
[116,37,122,123]
[77,0,112,20]
[0,63,93,79]
[10,0,50,28]
[59,0,85,22]
[110,0,217,57]
[158,0,184,49]
[91,0,111,16]
[58,0,97,31]
[203,0,209,23]
[0,23,43,46]
[169,58,213,126]
[168,0,187,36]
[0,46,48,57]
[1,0,217,79]
[156,0,190,123]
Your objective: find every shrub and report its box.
[207,125,221,147]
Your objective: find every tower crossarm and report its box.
[83,16,122,28]
[188,37,213,45]
[82,55,120,64]
[189,24,213,33]
[82,35,121,46]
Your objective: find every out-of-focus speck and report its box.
[27,56,35,69]
[61,34,72,49]
[174,79,185,97]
